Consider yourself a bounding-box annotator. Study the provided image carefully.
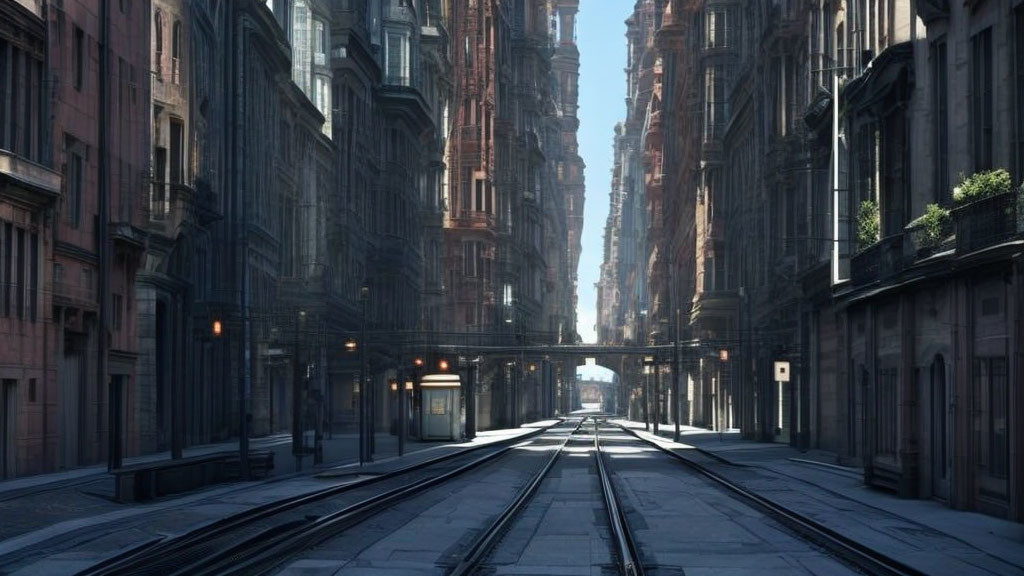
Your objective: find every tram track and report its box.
[593,419,646,576]
[609,422,925,576]
[451,416,641,576]
[447,417,589,576]
[74,420,568,576]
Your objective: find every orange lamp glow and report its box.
[212,320,223,337]
[439,359,449,371]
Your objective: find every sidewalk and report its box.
[0,422,552,545]
[0,427,465,500]
[616,419,1024,576]
[0,420,557,569]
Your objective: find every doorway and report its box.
[1,380,16,479]
[930,355,950,500]
[60,347,84,468]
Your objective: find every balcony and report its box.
[152,67,184,105]
[850,234,905,287]
[953,191,1020,255]
[0,149,61,208]
[147,180,208,236]
[53,280,97,310]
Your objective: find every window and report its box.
[1016,6,1024,184]
[112,294,123,330]
[29,232,37,322]
[154,11,163,79]
[704,64,727,141]
[385,32,409,86]
[73,26,84,91]
[2,223,10,316]
[171,21,181,84]
[64,136,83,228]
[118,57,125,113]
[15,229,23,320]
[463,241,485,277]
[169,118,184,184]
[705,10,729,49]
[971,28,993,171]
[0,41,7,150]
[932,39,949,203]
[129,65,137,107]
[314,19,327,63]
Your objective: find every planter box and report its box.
[953,191,1018,254]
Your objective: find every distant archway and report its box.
[575,363,620,414]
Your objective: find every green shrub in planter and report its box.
[953,169,1012,206]
[914,203,951,250]
[857,199,880,251]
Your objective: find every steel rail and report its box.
[614,424,925,576]
[185,420,583,575]
[447,417,587,576]
[77,420,564,576]
[593,419,646,576]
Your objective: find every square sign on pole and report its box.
[774,361,791,382]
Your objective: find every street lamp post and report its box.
[359,283,370,465]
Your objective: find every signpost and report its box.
[774,361,790,439]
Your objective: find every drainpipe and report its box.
[231,5,251,481]
[99,0,117,471]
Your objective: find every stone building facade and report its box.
[599,0,1024,521]
[0,0,62,478]
[45,0,150,473]
[444,0,580,429]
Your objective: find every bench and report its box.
[113,450,275,503]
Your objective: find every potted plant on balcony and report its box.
[907,203,951,257]
[856,199,880,252]
[953,169,1012,206]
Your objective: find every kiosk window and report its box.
[430,396,448,415]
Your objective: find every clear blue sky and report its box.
[576,1,631,344]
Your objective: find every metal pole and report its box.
[359,297,367,465]
[644,367,650,431]
[653,362,661,435]
[673,306,681,442]
[466,363,477,439]
[293,311,303,472]
[398,372,406,456]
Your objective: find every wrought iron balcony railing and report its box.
[953,191,1019,255]
[850,233,904,286]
